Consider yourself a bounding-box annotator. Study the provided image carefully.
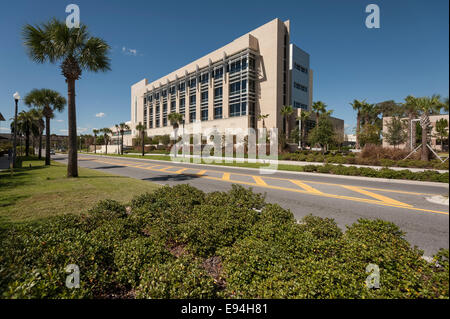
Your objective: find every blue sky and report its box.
[0,0,448,135]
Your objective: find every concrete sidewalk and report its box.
[122,152,449,174]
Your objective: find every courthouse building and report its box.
[130,18,313,138]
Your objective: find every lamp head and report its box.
[13,92,20,101]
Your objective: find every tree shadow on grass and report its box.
[0,193,30,209]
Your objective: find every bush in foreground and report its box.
[0,185,448,299]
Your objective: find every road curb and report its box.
[80,153,449,188]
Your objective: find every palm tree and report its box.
[135,122,146,157]
[350,99,364,149]
[311,101,327,126]
[280,105,294,139]
[416,95,442,161]
[93,129,99,154]
[24,89,66,165]
[168,113,183,157]
[23,19,111,177]
[11,111,40,157]
[361,101,376,125]
[257,114,269,129]
[29,109,44,160]
[114,124,120,154]
[101,128,112,155]
[434,118,448,152]
[402,96,420,151]
[296,110,311,149]
[119,122,130,155]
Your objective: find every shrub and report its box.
[135,255,217,299]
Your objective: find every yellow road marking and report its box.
[175,168,189,174]
[289,179,323,194]
[158,166,175,172]
[222,173,231,181]
[196,170,207,175]
[342,185,413,207]
[253,176,267,186]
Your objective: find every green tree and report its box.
[101,128,112,154]
[359,123,381,147]
[257,113,269,129]
[311,101,327,126]
[24,89,66,165]
[384,117,407,149]
[280,105,294,140]
[416,95,442,160]
[135,122,146,157]
[29,109,45,160]
[118,123,130,155]
[402,95,420,151]
[11,110,40,157]
[23,19,111,177]
[93,129,100,154]
[168,112,183,156]
[434,118,449,152]
[350,99,364,149]
[307,114,335,154]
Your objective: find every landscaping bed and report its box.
[1,184,448,299]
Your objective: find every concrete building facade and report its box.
[130,18,313,139]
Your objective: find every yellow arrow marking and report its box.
[222,173,231,181]
[341,185,413,207]
[196,170,207,175]
[290,179,323,194]
[175,168,189,174]
[253,176,267,186]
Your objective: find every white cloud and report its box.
[122,46,140,56]
[95,112,106,118]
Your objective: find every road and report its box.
[55,153,449,256]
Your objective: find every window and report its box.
[190,94,196,105]
[201,109,208,121]
[294,82,308,92]
[241,102,247,116]
[178,82,185,92]
[170,86,176,95]
[214,87,223,98]
[189,78,196,88]
[242,57,247,70]
[249,80,255,93]
[162,90,167,98]
[294,101,308,110]
[214,106,222,119]
[230,81,241,94]
[294,63,308,74]
[144,97,147,105]
[230,103,240,117]
[201,73,209,84]
[170,100,176,112]
[242,80,247,93]
[214,67,223,79]
[201,91,208,102]
[179,98,185,115]
[249,57,256,70]
[189,111,196,123]
[230,60,241,74]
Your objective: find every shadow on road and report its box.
[143,173,202,182]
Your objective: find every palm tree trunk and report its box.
[45,117,51,165]
[67,78,78,177]
[25,130,30,157]
[356,113,360,149]
[141,131,145,157]
[421,125,429,161]
[121,133,124,155]
[94,135,96,154]
[38,132,42,160]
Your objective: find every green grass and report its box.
[0,158,160,224]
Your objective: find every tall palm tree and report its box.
[119,122,130,155]
[29,109,45,160]
[101,128,112,155]
[24,89,66,165]
[93,129,99,154]
[114,124,120,154]
[280,105,294,139]
[257,113,269,129]
[296,110,311,149]
[350,99,364,149]
[11,111,40,157]
[168,113,183,157]
[416,95,442,161]
[23,19,111,177]
[311,101,327,126]
[135,122,146,157]
[361,101,375,125]
[402,95,420,151]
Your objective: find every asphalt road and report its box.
[54,154,449,256]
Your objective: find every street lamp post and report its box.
[12,92,20,169]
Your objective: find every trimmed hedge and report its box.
[0,185,448,299]
[299,164,448,183]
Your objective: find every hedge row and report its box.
[298,164,449,183]
[280,152,449,170]
[1,185,448,298]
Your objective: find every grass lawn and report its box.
[0,158,160,224]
